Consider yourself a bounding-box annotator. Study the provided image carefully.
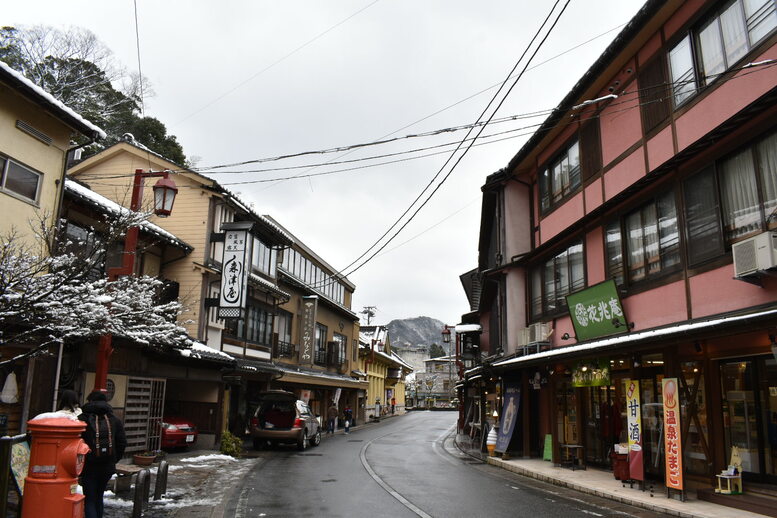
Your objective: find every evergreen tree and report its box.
[0,25,187,165]
[429,343,446,358]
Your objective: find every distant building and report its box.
[359,325,413,418]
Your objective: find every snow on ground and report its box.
[104,453,257,518]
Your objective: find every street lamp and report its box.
[94,169,178,392]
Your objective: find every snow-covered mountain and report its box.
[387,316,446,352]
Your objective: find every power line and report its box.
[311,0,572,289]
[172,0,381,127]
[133,0,145,117]
[78,61,777,189]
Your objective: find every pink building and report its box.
[462,0,777,511]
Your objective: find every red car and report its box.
[161,416,198,449]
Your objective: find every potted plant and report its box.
[132,451,156,466]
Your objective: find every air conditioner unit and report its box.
[528,322,552,343]
[516,327,530,348]
[732,231,777,277]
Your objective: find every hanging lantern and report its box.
[152,175,178,217]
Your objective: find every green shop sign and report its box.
[566,279,628,341]
[572,359,611,387]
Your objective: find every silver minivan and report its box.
[249,390,321,450]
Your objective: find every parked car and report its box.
[250,390,321,450]
[161,416,198,449]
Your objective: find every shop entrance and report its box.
[721,356,777,483]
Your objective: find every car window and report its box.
[297,401,312,416]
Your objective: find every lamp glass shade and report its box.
[441,327,451,343]
[153,177,178,217]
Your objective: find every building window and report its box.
[606,192,680,284]
[252,238,276,277]
[227,302,274,346]
[0,156,41,202]
[275,310,293,357]
[314,323,328,365]
[605,221,625,286]
[539,140,580,212]
[683,167,725,265]
[683,130,777,262]
[333,332,347,366]
[530,241,585,318]
[669,0,776,107]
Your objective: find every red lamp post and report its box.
[93,169,178,392]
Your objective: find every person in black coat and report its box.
[79,391,127,518]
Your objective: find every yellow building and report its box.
[265,217,366,421]
[0,61,104,433]
[67,136,294,443]
[358,326,413,420]
[0,61,104,244]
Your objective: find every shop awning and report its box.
[275,364,368,389]
[494,307,777,369]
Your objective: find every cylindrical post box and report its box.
[22,417,89,518]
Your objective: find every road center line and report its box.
[360,432,433,518]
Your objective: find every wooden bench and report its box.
[114,463,146,493]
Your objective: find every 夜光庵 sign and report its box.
[566,279,628,341]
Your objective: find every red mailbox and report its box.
[22,417,90,518]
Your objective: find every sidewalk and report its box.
[454,433,767,518]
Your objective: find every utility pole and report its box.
[361,306,376,325]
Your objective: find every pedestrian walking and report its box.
[79,391,127,518]
[326,400,338,435]
[58,389,82,418]
[391,397,396,415]
[343,405,353,434]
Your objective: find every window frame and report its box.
[606,190,682,287]
[314,323,328,365]
[529,240,586,320]
[682,129,777,265]
[539,139,581,214]
[668,0,776,108]
[0,155,42,203]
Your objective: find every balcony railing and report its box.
[275,340,294,358]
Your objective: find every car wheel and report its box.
[310,430,321,447]
[297,431,308,451]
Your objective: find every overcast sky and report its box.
[7,1,645,327]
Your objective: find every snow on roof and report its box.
[494,307,777,368]
[425,355,455,363]
[391,351,413,370]
[359,325,388,345]
[248,273,290,301]
[65,179,192,251]
[178,341,235,363]
[455,324,482,333]
[275,363,368,384]
[0,60,106,139]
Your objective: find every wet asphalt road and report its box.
[224,411,665,518]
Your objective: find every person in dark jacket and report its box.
[79,390,127,518]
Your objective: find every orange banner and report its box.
[662,378,683,490]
